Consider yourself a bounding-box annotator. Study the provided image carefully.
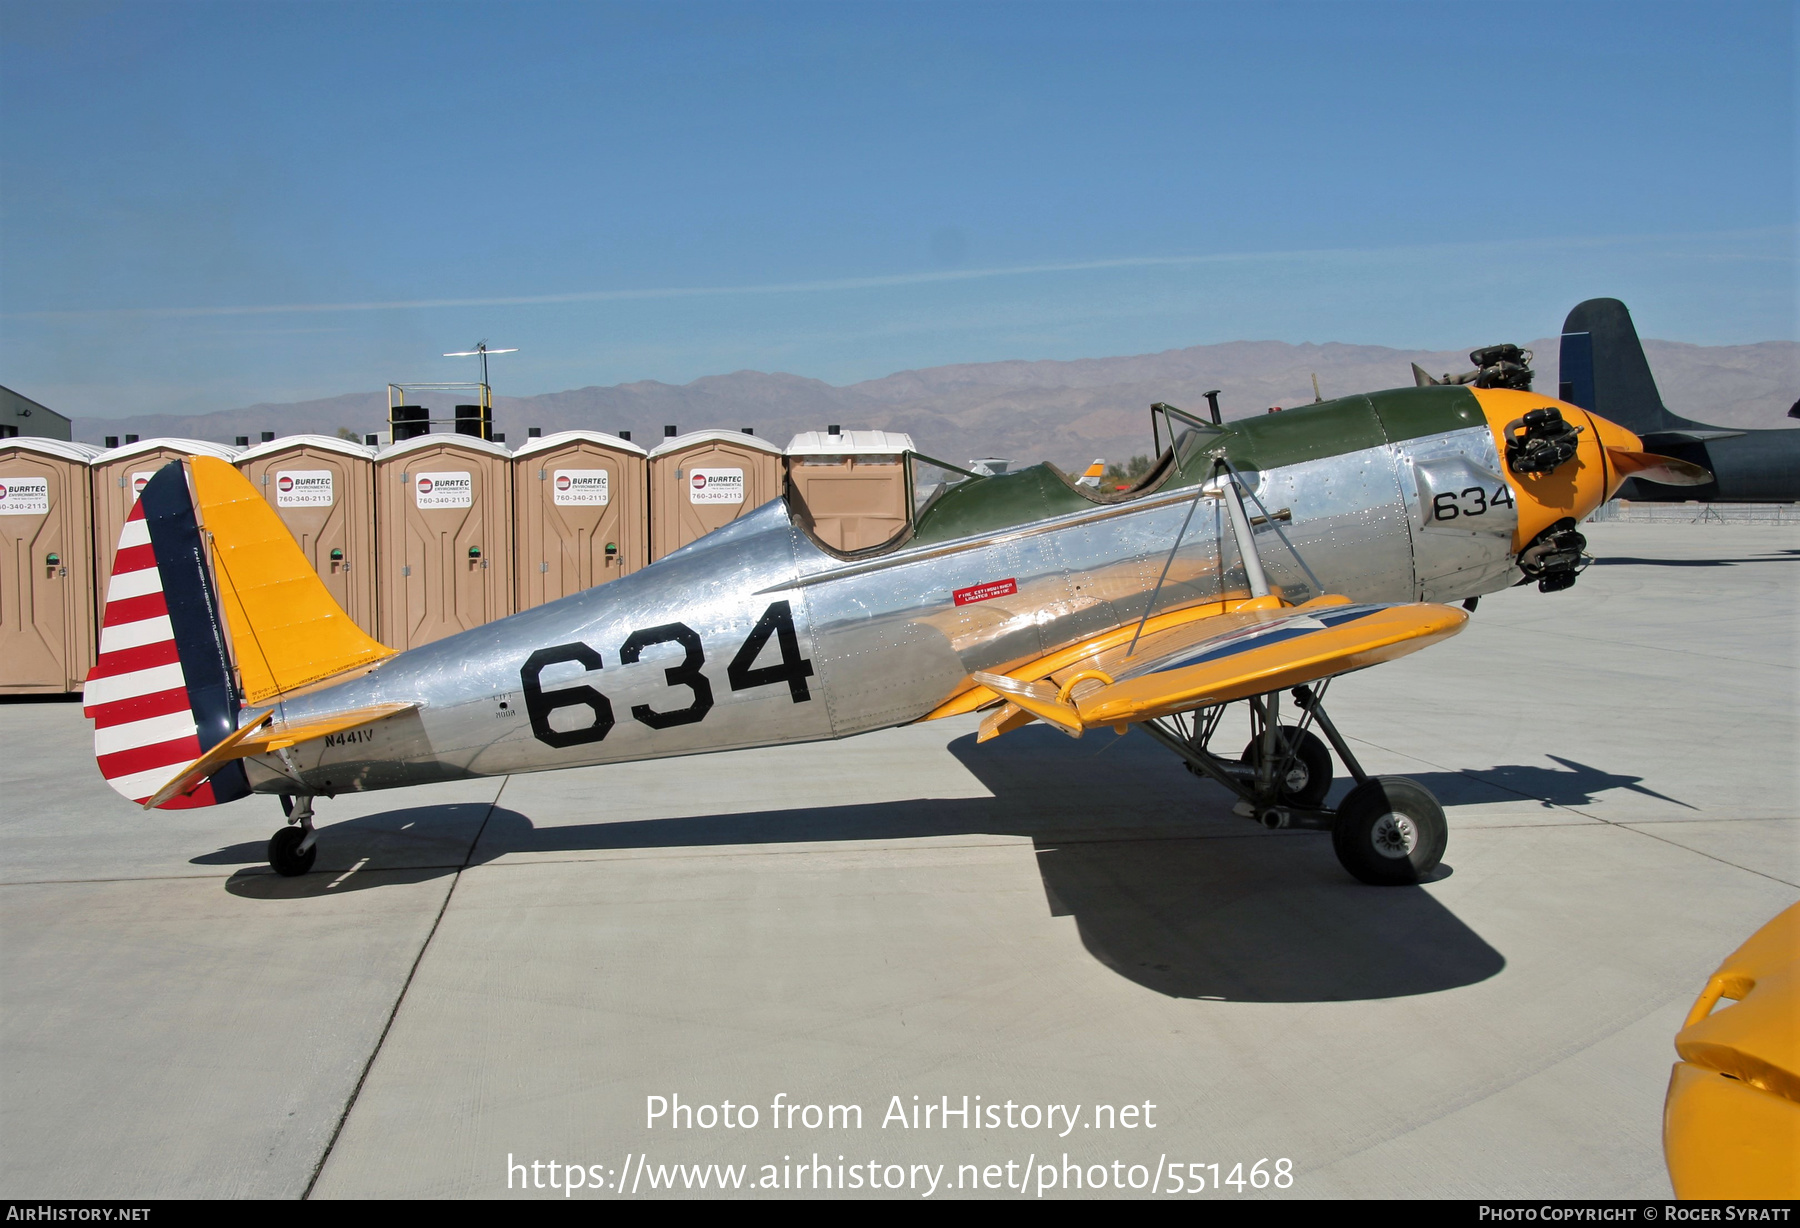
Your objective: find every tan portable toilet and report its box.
[1,438,101,694]
[235,434,379,637]
[90,438,240,597]
[785,429,915,553]
[647,429,785,561]
[374,434,513,650]
[512,430,648,610]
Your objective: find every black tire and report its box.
[1331,776,1447,885]
[268,826,316,877]
[1239,725,1333,808]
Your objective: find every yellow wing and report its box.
[921,594,1294,722]
[971,598,1467,740]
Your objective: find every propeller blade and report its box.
[1605,447,1713,487]
[1411,363,1441,387]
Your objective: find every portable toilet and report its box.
[647,429,785,561]
[234,434,379,636]
[785,429,915,553]
[512,430,648,610]
[374,433,513,650]
[90,438,240,597]
[1,438,101,694]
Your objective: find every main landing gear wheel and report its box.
[1331,776,1447,886]
[1239,726,1333,809]
[268,825,316,877]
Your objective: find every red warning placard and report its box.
[953,577,1018,606]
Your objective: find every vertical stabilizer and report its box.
[85,463,249,808]
[1559,298,1681,435]
[84,456,397,809]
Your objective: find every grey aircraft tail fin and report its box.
[1559,298,1681,435]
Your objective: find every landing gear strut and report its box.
[1141,680,1448,885]
[269,793,318,877]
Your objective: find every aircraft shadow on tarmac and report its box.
[207,724,1513,1003]
[1400,754,1696,811]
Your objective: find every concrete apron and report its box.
[1,522,1794,1199]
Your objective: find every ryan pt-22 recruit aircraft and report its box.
[85,366,1710,886]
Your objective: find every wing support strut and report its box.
[1220,459,1325,597]
[1125,454,1318,658]
[1217,461,1271,601]
[1126,479,1214,656]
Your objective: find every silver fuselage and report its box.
[244,422,1519,797]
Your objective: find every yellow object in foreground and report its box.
[1663,901,1800,1199]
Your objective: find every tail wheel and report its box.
[1332,776,1447,885]
[268,826,316,878]
[1240,726,1333,808]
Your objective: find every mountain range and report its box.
[74,336,1797,472]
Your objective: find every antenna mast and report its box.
[385,341,521,444]
[443,340,519,393]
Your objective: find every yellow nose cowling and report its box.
[1469,387,1644,552]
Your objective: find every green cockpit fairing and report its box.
[900,385,1484,549]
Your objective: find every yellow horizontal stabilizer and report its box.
[141,701,417,810]
[188,456,396,703]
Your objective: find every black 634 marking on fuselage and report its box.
[519,600,814,748]
[1431,484,1515,523]
[619,623,713,729]
[324,729,376,747]
[519,642,614,749]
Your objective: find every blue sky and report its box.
[2,0,1793,419]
